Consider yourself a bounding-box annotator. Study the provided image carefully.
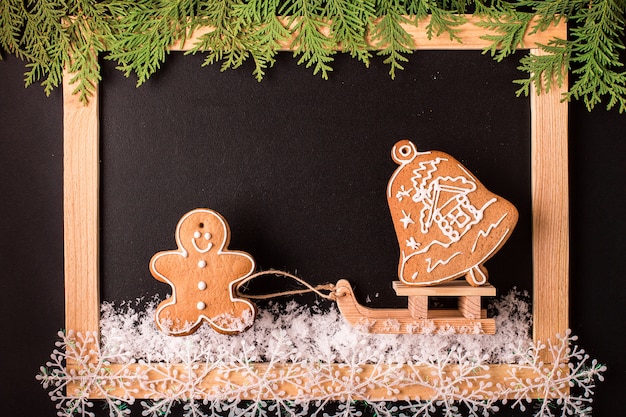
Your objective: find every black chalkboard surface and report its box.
[99,51,532,308]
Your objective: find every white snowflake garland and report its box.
[37,292,605,417]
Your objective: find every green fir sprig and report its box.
[282,0,337,79]
[104,0,200,87]
[567,0,626,112]
[406,0,467,43]
[479,12,535,62]
[514,38,571,99]
[1,0,625,112]
[370,0,414,79]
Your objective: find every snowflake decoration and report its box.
[38,292,605,417]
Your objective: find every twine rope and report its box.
[236,270,338,301]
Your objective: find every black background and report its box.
[99,51,532,307]
[1,49,624,416]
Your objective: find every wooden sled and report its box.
[335,279,496,334]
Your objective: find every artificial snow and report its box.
[99,289,532,366]
[38,290,606,417]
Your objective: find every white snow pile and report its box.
[100,289,532,365]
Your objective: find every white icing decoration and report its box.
[399,210,414,229]
[204,232,211,240]
[405,237,420,250]
[456,162,479,182]
[400,229,512,286]
[192,238,213,254]
[426,251,462,273]
[471,212,509,253]
[198,260,207,268]
[194,231,201,239]
[398,144,412,157]
[197,281,207,290]
[386,149,431,198]
[404,238,451,258]
[196,301,206,310]
[410,157,448,197]
[396,185,411,201]
[416,175,478,236]
[468,265,487,285]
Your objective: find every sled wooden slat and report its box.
[393,280,497,296]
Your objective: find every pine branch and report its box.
[0,0,30,60]
[370,0,414,79]
[189,0,246,70]
[478,11,535,62]
[188,0,290,81]
[20,0,69,95]
[514,39,570,98]
[425,5,466,43]
[63,1,117,103]
[2,0,625,111]
[406,1,468,43]
[323,0,376,66]
[567,0,626,112]
[514,0,587,34]
[246,16,291,81]
[281,0,336,80]
[473,0,524,17]
[105,0,200,87]
[230,0,288,80]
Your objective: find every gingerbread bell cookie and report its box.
[150,208,256,335]
[387,140,518,286]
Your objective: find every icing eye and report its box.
[204,232,211,240]
[193,231,201,239]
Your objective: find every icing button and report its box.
[196,301,206,310]
[198,260,207,268]
[197,281,207,290]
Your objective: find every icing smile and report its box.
[191,231,213,253]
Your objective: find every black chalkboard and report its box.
[99,50,532,309]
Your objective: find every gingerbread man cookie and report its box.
[387,140,518,286]
[150,208,256,335]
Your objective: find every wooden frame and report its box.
[63,16,568,400]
